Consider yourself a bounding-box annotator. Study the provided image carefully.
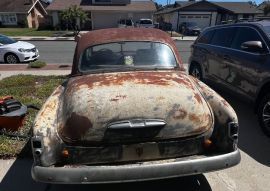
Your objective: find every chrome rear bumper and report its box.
[32,149,240,184]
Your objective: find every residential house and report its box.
[0,0,48,28]
[258,0,270,15]
[46,0,157,30]
[155,0,262,31]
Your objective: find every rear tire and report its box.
[258,93,270,137]
[4,53,19,64]
[189,63,203,81]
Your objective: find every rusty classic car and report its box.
[31,28,240,183]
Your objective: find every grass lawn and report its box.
[0,28,64,37]
[0,75,66,158]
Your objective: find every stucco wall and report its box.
[92,11,153,30]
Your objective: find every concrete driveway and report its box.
[0,88,269,191]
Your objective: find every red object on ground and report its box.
[0,96,27,131]
[0,116,25,131]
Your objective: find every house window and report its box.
[0,14,17,25]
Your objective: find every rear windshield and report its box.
[140,20,152,24]
[80,41,177,71]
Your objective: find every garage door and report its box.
[178,14,211,30]
[92,12,128,29]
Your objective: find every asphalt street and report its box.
[27,40,193,64]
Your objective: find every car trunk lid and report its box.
[58,71,213,144]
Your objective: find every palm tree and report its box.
[264,4,270,16]
[61,5,89,31]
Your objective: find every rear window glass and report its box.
[80,41,177,71]
[197,30,214,44]
[211,27,235,47]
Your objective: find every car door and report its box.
[206,27,236,83]
[223,26,269,99]
[191,29,214,80]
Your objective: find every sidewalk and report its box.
[0,64,71,80]
[12,36,197,41]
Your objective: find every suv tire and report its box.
[258,93,270,137]
[189,63,203,81]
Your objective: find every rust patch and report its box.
[173,109,187,119]
[60,112,92,141]
[194,92,203,104]
[116,95,127,99]
[157,96,165,100]
[68,71,195,92]
[110,95,127,102]
[40,99,57,118]
[221,99,229,107]
[188,113,201,124]
[110,98,119,102]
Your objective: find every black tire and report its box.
[258,93,270,137]
[189,63,203,81]
[4,53,19,64]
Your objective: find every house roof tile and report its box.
[47,0,156,12]
[160,1,262,14]
[0,0,36,13]
[213,2,262,14]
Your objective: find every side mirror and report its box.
[241,41,263,53]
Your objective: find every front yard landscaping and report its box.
[0,28,73,37]
[0,75,66,158]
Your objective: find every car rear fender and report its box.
[32,84,65,167]
[190,77,239,152]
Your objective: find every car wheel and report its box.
[5,53,19,64]
[258,93,270,137]
[189,63,203,81]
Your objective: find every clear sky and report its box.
[155,0,265,6]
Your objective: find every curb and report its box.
[0,64,72,71]
[13,37,75,41]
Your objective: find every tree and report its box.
[61,5,89,32]
[264,4,270,16]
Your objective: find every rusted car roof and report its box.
[72,28,184,74]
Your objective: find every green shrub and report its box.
[28,61,46,68]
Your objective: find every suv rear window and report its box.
[197,30,214,44]
[211,27,235,47]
